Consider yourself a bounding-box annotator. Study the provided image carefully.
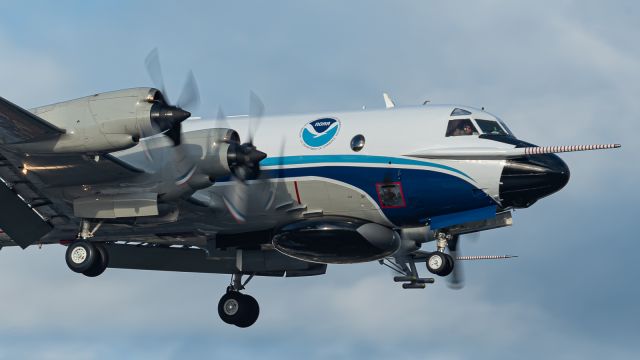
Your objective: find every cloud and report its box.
[0,1,638,359]
[0,253,635,359]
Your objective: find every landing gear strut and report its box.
[65,219,109,277]
[218,273,260,328]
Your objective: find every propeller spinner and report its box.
[144,48,200,146]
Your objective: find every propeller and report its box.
[227,92,267,181]
[213,93,266,176]
[247,91,264,144]
[144,48,200,146]
[447,234,465,289]
[263,138,286,211]
[220,93,269,223]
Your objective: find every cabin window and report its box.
[445,119,478,137]
[475,119,507,135]
[350,134,365,152]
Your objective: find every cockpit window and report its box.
[497,119,515,136]
[475,119,507,135]
[445,119,478,137]
[451,108,472,116]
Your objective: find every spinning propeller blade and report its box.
[144,48,167,99]
[248,90,265,144]
[220,92,270,223]
[177,70,201,111]
[144,48,200,147]
[215,107,231,129]
[446,235,465,289]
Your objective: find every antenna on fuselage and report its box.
[383,92,396,109]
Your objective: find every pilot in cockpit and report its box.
[459,123,474,136]
[446,119,478,137]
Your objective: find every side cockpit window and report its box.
[475,119,507,135]
[446,119,478,137]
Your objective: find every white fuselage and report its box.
[115,104,516,231]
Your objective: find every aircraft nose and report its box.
[499,154,570,208]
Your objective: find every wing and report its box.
[0,96,144,184]
[0,96,64,144]
[0,97,147,248]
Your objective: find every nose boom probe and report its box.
[406,143,621,160]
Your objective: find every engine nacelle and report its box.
[188,128,241,180]
[272,216,401,264]
[16,88,177,154]
[153,128,242,199]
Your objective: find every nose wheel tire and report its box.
[426,252,454,276]
[218,291,260,328]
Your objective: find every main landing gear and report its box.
[65,240,109,277]
[218,273,260,328]
[65,220,109,277]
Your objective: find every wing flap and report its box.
[0,180,52,248]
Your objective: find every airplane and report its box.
[0,50,620,328]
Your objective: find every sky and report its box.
[0,1,638,359]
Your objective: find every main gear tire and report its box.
[65,241,98,273]
[235,294,260,328]
[218,291,260,328]
[83,244,109,277]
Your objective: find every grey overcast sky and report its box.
[0,1,638,359]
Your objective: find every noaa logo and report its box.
[300,118,341,149]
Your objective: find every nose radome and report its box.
[499,154,570,208]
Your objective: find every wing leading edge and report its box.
[0,96,149,248]
[0,96,64,144]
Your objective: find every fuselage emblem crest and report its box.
[300,118,341,150]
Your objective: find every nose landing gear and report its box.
[425,251,454,276]
[218,273,260,328]
[425,232,455,276]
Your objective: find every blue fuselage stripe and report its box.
[260,155,473,180]
[252,164,495,227]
